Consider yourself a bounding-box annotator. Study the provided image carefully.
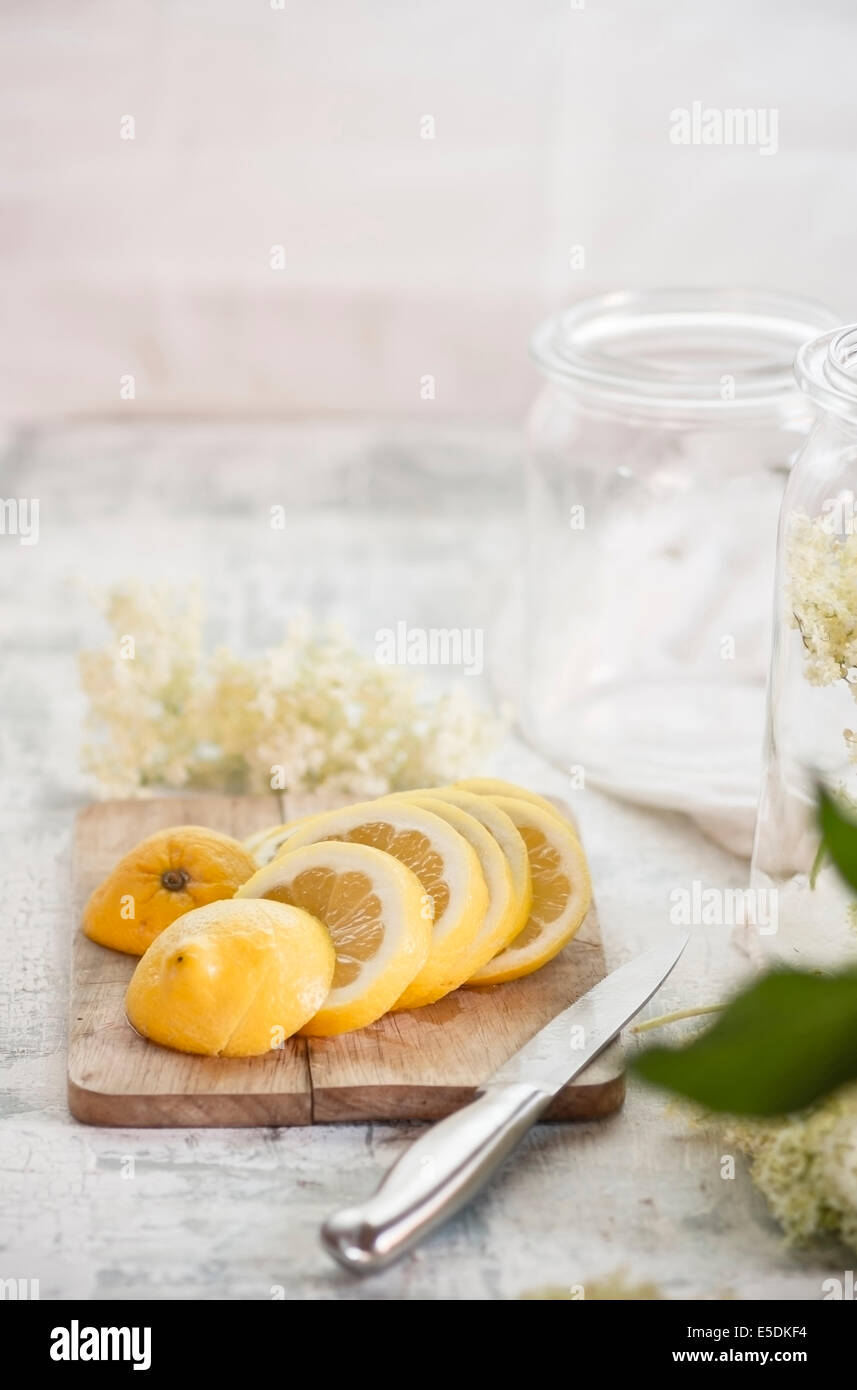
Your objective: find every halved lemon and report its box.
[467,796,591,985]
[125,898,335,1056]
[236,841,431,1035]
[383,791,529,969]
[280,800,489,1008]
[455,777,573,831]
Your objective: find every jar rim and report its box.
[795,323,857,426]
[531,289,839,420]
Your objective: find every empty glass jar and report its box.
[525,290,838,820]
[752,323,857,968]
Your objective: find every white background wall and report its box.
[1,0,855,421]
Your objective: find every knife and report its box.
[322,932,689,1273]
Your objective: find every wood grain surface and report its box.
[69,795,624,1127]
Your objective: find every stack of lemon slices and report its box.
[84,778,591,1056]
[234,777,592,1040]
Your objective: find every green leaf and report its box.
[818,786,857,893]
[632,969,857,1116]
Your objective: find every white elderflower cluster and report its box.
[727,1085,857,1251]
[787,510,857,693]
[80,585,503,798]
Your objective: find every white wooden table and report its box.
[0,423,843,1300]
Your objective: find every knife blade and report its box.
[322,932,689,1273]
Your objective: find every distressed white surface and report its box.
[0,422,848,1300]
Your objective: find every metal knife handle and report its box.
[321,1083,551,1273]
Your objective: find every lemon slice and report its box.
[383,791,530,970]
[280,800,489,1008]
[243,824,279,856]
[244,817,312,867]
[236,841,431,1034]
[467,796,591,985]
[391,787,533,937]
[454,777,572,831]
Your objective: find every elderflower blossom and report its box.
[727,1085,857,1251]
[787,511,857,694]
[80,585,503,798]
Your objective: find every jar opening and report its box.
[531,289,839,422]
[831,325,857,378]
[796,323,857,425]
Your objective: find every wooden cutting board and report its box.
[69,795,625,1127]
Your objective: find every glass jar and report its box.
[525,289,838,820]
[752,323,857,969]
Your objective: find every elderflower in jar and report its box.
[753,323,857,967]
